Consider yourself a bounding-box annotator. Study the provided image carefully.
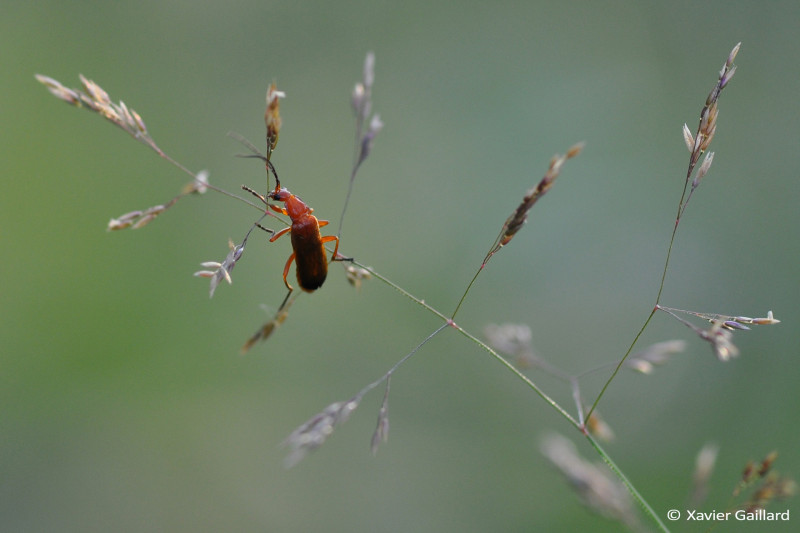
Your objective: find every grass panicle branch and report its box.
[322,143,588,464]
[108,170,210,231]
[36,73,161,155]
[35,74,265,219]
[339,52,383,239]
[656,306,779,361]
[284,322,448,465]
[451,142,584,319]
[585,42,749,425]
[483,142,585,267]
[36,74,214,230]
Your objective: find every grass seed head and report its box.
[264,83,284,157]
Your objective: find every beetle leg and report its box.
[269,204,289,216]
[251,222,275,236]
[320,235,349,262]
[269,226,292,243]
[277,288,293,313]
[282,252,296,291]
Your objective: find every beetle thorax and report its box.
[283,193,311,220]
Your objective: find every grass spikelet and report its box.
[679,42,740,212]
[194,239,245,298]
[284,398,361,468]
[541,433,640,529]
[483,142,584,265]
[657,306,780,361]
[730,450,795,514]
[345,264,372,289]
[339,52,382,239]
[690,442,719,507]
[108,171,210,231]
[625,340,686,374]
[371,377,391,455]
[264,83,284,160]
[240,306,291,354]
[36,73,163,155]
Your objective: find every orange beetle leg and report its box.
[320,235,348,262]
[269,226,292,243]
[282,251,296,291]
[269,204,289,216]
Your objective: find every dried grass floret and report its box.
[240,303,292,354]
[483,142,584,265]
[541,433,639,529]
[36,74,162,155]
[370,377,391,455]
[284,398,361,468]
[625,340,687,374]
[657,306,779,361]
[680,42,740,209]
[345,264,372,289]
[194,238,245,297]
[107,171,210,231]
[339,52,382,239]
[732,451,796,513]
[264,83,285,159]
[690,442,719,507]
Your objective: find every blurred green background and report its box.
[3,1,799,531]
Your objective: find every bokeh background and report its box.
[3,1,799,531]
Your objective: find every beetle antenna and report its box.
[242,185,268,206]
[267,159,280,191]
[236,153,267,162]
[229,131,280,192]
[228,131,265,159]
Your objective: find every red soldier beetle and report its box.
[243,159,345,293]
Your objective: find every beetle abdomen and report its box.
[290,216,328,292]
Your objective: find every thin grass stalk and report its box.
[586,434,670,532]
